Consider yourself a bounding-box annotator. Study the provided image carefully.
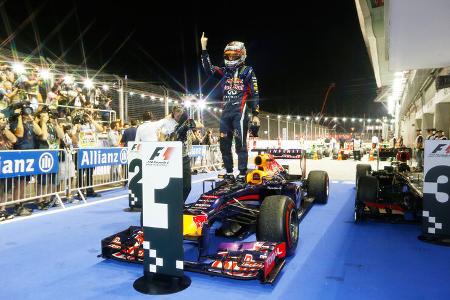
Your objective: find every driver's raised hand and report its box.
[200,32,208,50]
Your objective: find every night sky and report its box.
[1,0,382,118]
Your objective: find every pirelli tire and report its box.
[257,195,299,256]
[307,170,329,204]
[356,164,372,187]
[355,175,378,223]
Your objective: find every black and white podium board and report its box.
[127,142,142,210]
[419,140,450,246]
[133,141,190,294]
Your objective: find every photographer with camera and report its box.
[72,111,104,198]
[35,109,64,209]
[0,80,19,110]
[0,112,17,221]
[10,104,43,216]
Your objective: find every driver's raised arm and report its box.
[200,32,225,78]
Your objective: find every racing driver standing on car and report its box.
[200,32,260,183]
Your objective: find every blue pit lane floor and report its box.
[0,175,449,300]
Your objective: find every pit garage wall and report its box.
[399,68,450,145]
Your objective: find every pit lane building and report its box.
[355,0,450,145]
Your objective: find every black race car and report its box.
[354,147,423,222]
[102,148,329,283]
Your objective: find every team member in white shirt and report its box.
[135,112,162,142]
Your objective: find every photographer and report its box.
[35,109,64,209]
[72,111,104,198]
[11,105,43,216]
[0,112,17,221]
[0,81,19,109]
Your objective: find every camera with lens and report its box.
[7,100,33,122]
[71,110,91,125]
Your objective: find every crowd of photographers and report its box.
[0,62,218,221]
[0,63,117,220]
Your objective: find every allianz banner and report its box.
[77,147,128,169]
[422,140,450,237]
[0,150,59,179]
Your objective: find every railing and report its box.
[0,144,228,214]
[189,144,223,172]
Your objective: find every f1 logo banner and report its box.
[141,141,184,277]
[128,143,142,209]
[422,140,450,238]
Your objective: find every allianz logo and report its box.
[80,149,128,166]
[0,152,54,175]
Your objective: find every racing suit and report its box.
[201,50,259,175]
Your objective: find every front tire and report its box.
[257,195,299,256]
[307,171,329,204]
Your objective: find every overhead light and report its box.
[129,92,134,96]
[277,115,281,119]
[198,99,206,109]
[306,117,310,121]
[342,118,347,122]
[213,108,218,112]
[159,97,164,101]
[219,109,222,112]
[324,117,328,121]
[367,119,372,123]
[102,84,109,91]
[376,118,381,123]
[12,62,26,74]
[296,116,300,120]
[38,69,52,80]
[150,95,155,100]
[351,118,355,122]
[184,100,192,107]
[359,118,363,122]
[267,115,270,118]
[287,115,291,120]
[141,94,146,98]
[83,78,94,89]
[333,117,337,121]
[314,117,319,121]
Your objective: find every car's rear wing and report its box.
[251,148,306,178]
[251,148,305,159]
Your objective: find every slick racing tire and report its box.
[356,164,372,187]
[257,195,299,256]
[307,171,329,204]
[355,176,378,206]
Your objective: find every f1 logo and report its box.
[431,144,450,154]
[149,147,174,161]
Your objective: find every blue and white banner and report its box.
[0,150,59,179]
[78,147,128,169]
[189,145,207,158]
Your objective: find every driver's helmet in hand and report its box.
[224,41,246,69]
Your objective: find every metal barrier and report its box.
[70,147,128,202]
[0,149,68,209]
[0,145,223,215]
[189,144,223,172]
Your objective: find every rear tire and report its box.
[356,164,371,187]
[355,176,378,223]
[356,176,378,205]
[307,171,329,204]
[257,195,299,256]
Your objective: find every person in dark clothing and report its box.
[120,119,138,147]
[200,32,259,182]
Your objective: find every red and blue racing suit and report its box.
[201,50,259,174]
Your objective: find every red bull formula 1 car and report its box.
[101,149,329,283]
